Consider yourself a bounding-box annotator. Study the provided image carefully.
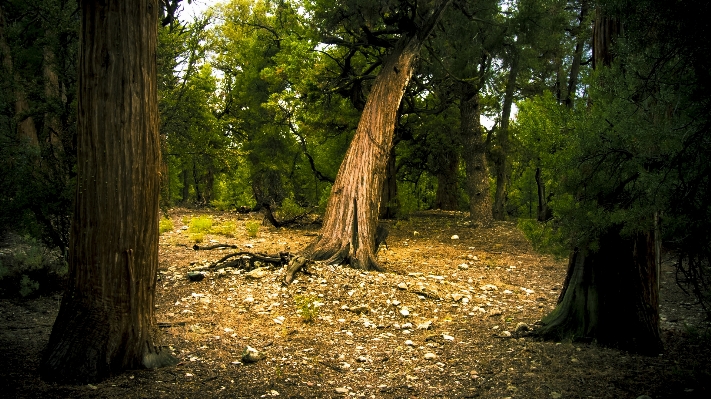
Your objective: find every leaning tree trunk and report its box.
[535,227,662,354]
[379,144,399,219]
[40,0,176,383]
[306,1,451,270]
[461,83,492,227]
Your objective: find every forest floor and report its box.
[1,209,710,398]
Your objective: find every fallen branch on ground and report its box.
[191,251,291,272]
[193,243,238,250]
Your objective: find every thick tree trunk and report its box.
[460,84,492,227]
[40,0,176,383]
[306,1,451,270]
[181,168,190,203]
[535,227,661,354]
[379,144,399,219]
[492,50,519,221]
[434,149,459,211]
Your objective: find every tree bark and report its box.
[306,1,451,270]
[460,83,492,227]
[434,145,460,211]
[379,144,399,219]
[40,0,176,383]
[564,0,589,108]
[535,227,661,354]
[492,49,519,220]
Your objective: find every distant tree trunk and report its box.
[434,148,459,211]
[492,50,519,220]
[460,83,492,227]
[564,0,589,108]
[192,160,202,203]
[535,167,551,221]
[306,1,451,270]
[40,0,176,383]
[181,168,190,203]
[536,228,661,353]
[379,144,399,219]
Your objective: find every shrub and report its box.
[294,295,319,323]
[245,221,259,238]
[211,220,236,237]
[159,217,174,234]
[189,233,205,243]
[188,216,213,233]
[0,235,66,298]
[518,218,567,258]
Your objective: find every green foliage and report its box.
[159,218,174,234]
[294,294,319,323]
[189,233,205,244]
[517,219,567,258]
[245,221,260,238]
[211,220,236,237]
[0,235,66,298]
[188,216,213,234]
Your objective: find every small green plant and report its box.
[212,220,236,237]
[245,221,260,238]
[159,217,174,234]
[189,233,205,243]
[188,216,213,234]
[294,294,319,323]
[19,275,39,297]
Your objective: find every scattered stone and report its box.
[404,340,414,346]
[241,346,262,363]
[458,263,470,270]
[245,267,269,279]
[451,235,459,240]
[244,296,255,303]
[391,300,401,306]
[417,320,432,330]
[551,392,562,399]
[335,387,349,394]
[480,284,498,291]
[273,316,285,325]
[181,225,189,230]
[515,322,530,333]
[488,308,503,316]
[399,307,410,317]
[451,293,464,302]
[443,334,454,341]
[356,356,368,362]
[470,370,479,379]
[349,304,370,314]
[424,353,437,360]
[402,322,413,329]
[87,384,98,390]
[501,331,512,337]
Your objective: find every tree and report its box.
[305,0,452,270]
[531,0,711,353]
[40,0,176,383]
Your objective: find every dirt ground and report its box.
[1,209,710,398]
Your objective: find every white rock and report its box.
[404,340,414,346]
[401,322,413,329]
[501,330,512,337]
[391,300,401,306]
[356,356,368,362]
[458,263,470,270]
[397,282,408,290]
[224,327,234,333]
[335,387,349,394]
[424,353,437,360]
[399,307,410,317]
[417,320,432,330]
[443,334,454,341]
[244,296,255,303]
[451,293,464,302]
[242,346,262,363]
[451,235,459,240]
[273,316,285,324]
[245,267,269,279]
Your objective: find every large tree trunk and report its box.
[379,144,399,219]
[492,50,519,220]
[306,1,451,270]
[535,227,661,354]
[460,83,492,227]
[564,0,589,108]
[40,0,176,383]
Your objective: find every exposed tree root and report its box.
[190,251,291,273]
[192,243,238,250]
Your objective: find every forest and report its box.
[0,0,710,397]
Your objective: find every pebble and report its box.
[404,340,414,346]
[515,322,530,332]
[443,334,454,341]
[242,346,262,363]
[397,282,408,290]
[399,307,410,317]
[401,322,413,329]
[245,267,269,279]
[458,263,469,270]
[424,353,437,360]
[451,235,459,240]
[335,387,349,394]
[417,320,432,330]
